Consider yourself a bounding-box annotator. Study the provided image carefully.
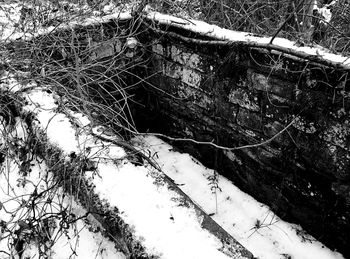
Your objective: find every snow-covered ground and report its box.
[134,136,345,259]
[1,72,345,258]
[0,1,348,258]
[0,133,126,258]
[0,82,127,258]
[0,159,125,259]
[1,76,241,258]
[0,1,132,41]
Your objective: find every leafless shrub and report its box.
[149,0,350,54]
[0,1,143,257]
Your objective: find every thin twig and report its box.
[141,116,298,151]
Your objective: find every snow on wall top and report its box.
[2,2,348,71]
[144,10,350,70]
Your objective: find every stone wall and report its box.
[5,19,256,258]
[132,26,350,256]
[10,16,350,256]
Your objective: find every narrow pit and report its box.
[128,23,350,258]
[13,16,350,258]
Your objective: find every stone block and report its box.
[228,88,259,111]
[248,69,294,99]
[260,92,291,121]
[181,67,202,88]
[169,45,202,71]
[237,108,262,132]
[215,101,238,122]
[332,182,350,207]
[292,115,317,134]
[263,120,286,142]
[325,144,350,181]
[321,120,350,151]
[163,61,183,80]
[193,92,214,111]
[91,41,116,60]
[152,43,164,56]
[156,75,181,95]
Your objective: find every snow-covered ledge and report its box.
[131,8,350,258]
[1,5,349,258]
[0,76,254,258]
[142,9,350,70]
[2,4,349,71]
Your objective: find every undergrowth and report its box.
[0,88,83,258]
[0,0,349,256]
[0,1,151,256]
[150,0,350,55]
[0,86,149,258]
[2,0,349,143]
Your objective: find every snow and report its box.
[6,82,343,258]
[0,3,22,40]
[90,163,230,259]
[0,85,126,258]
[2,1,349,70]
[145,10,350,69]
[24,90,233,258]
[0,144,124,259]
[133,136,345,259]
[1,80,236,258]
[1,67,346,258]
[49,208,126,259]
[1,2,348,258]
[313,0,336,24]
[0,2,132,41]
[25,90,80,153]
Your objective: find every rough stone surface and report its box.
[132,24,350,258]
[12,19,256,259]
[26,17,350,257]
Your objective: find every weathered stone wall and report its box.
[9,16,350,256]
[4,19,256,258]
[132,27,350,256]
